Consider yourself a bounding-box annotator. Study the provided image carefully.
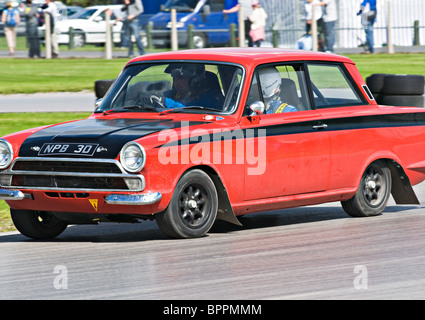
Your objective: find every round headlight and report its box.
[120,142,146,173]
[0,139,13,170]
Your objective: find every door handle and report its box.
[312,123,328,130]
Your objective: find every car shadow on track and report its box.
[210,204,421,234]
[0,204,420,243]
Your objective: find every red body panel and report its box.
[2,48,425,221]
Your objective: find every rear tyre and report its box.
[11,209,68,239]
[342,161,391,217]
[156,169,218,238]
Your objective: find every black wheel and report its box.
[156,169,218,238]
[11,209,68,239]
[342,161,391,217]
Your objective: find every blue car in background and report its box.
[149,0,238,48]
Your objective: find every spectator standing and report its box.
[42,0,59,58]
[305,0,322,34]
[1,1,21,56]
[119,0,145,57]
[248,1,267,47]
[316,0,337,52]
[223,0,254,47]
[24,0,41,58]
[358,0,377,53]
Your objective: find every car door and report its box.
[242,63,331,201]
[306,62,371,191]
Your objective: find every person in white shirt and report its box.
[248,1,268,47]
[42,0,59,57]
[316,0,337,52]
[305,0,322,33]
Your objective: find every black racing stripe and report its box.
[260,112,425,136]
[156,112,425,148]
[19,118,208,158]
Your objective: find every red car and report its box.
[1,48,424,239]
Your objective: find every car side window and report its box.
[244,63,310,116]
[307,63,365,108]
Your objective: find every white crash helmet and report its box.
[259,66,281,99]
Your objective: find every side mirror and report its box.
[249,101,265,115]
[94,98,102,110]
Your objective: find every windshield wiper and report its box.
[103,105,158,115]
[159,106,220,115]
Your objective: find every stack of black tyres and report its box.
[95,79,115,100]
[366,73,425,108]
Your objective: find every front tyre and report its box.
[342,161,392,217]
[156,169,218,238]
[11,209,68,239]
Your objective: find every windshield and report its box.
[69,8,97,19]
[96,62,243,115]
[162,0,200,12]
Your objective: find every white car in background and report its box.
[55,5,123,47]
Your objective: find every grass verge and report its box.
[1,53,425,94]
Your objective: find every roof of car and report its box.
[130,48,355,67]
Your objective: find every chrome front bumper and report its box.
[105,192,162,205]
[0,189,25,200]
[0,188,162,205]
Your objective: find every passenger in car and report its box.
[259,66,298,114]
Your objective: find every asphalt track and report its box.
[0,91,95,113]
[1,181,425,300]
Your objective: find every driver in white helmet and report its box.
[259,66,298,114]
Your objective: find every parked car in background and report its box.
[66,5,82,17]
[2,48,425,240]
[149,0,239,48]
[46,5,124,47]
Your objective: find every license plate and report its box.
[38,143,99,156]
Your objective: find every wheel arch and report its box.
[182,165,242,226]
[385,159,420,205]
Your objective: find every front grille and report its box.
[12,160,121,174]
[0,157,145,192]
